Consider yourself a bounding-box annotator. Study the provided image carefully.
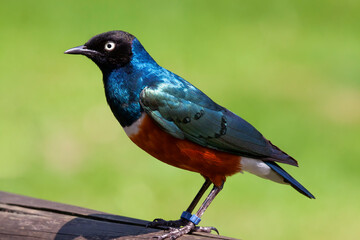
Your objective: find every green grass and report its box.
[0,1,359,239]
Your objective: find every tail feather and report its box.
[265,161,315,199]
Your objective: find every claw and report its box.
[194,226,219,235]
[157,222,194,240]
[146,218,188,229]
[153,218,165,222]
[147,215,219,239]
[212,227,220,235]
[155,221,219,239]
[146,219,163,228]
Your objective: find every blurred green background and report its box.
[0,0,359,239]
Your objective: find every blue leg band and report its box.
[181,211,201,225]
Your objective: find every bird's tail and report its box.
[265,161,315,199]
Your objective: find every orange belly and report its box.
[127,114,241,186]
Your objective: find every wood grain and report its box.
[0,191,238,240]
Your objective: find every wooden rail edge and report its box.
[0,191,238,240]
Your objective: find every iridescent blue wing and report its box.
[140,83,297,166]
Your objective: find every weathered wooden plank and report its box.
[0,191,148,226]
[0,191,238,239]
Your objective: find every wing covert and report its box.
[139,84,297,166]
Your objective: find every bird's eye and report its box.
[104,41,116,51]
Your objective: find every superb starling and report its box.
[65,31,314,239]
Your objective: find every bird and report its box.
[65,30,315,239]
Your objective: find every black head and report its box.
[65,31,135,71]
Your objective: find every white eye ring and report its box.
[104,41,116,51]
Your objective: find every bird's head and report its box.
[65,31,135,71]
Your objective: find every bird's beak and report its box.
[64,45,97,55]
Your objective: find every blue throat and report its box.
[103,38,160,127]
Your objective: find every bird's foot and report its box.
[146,218,188,229]
[155,222,219,240]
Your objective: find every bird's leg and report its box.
[147,179,211,229]
[157,183,223,240]
[185,178,212,213]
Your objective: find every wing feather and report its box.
[140,84,297,166]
